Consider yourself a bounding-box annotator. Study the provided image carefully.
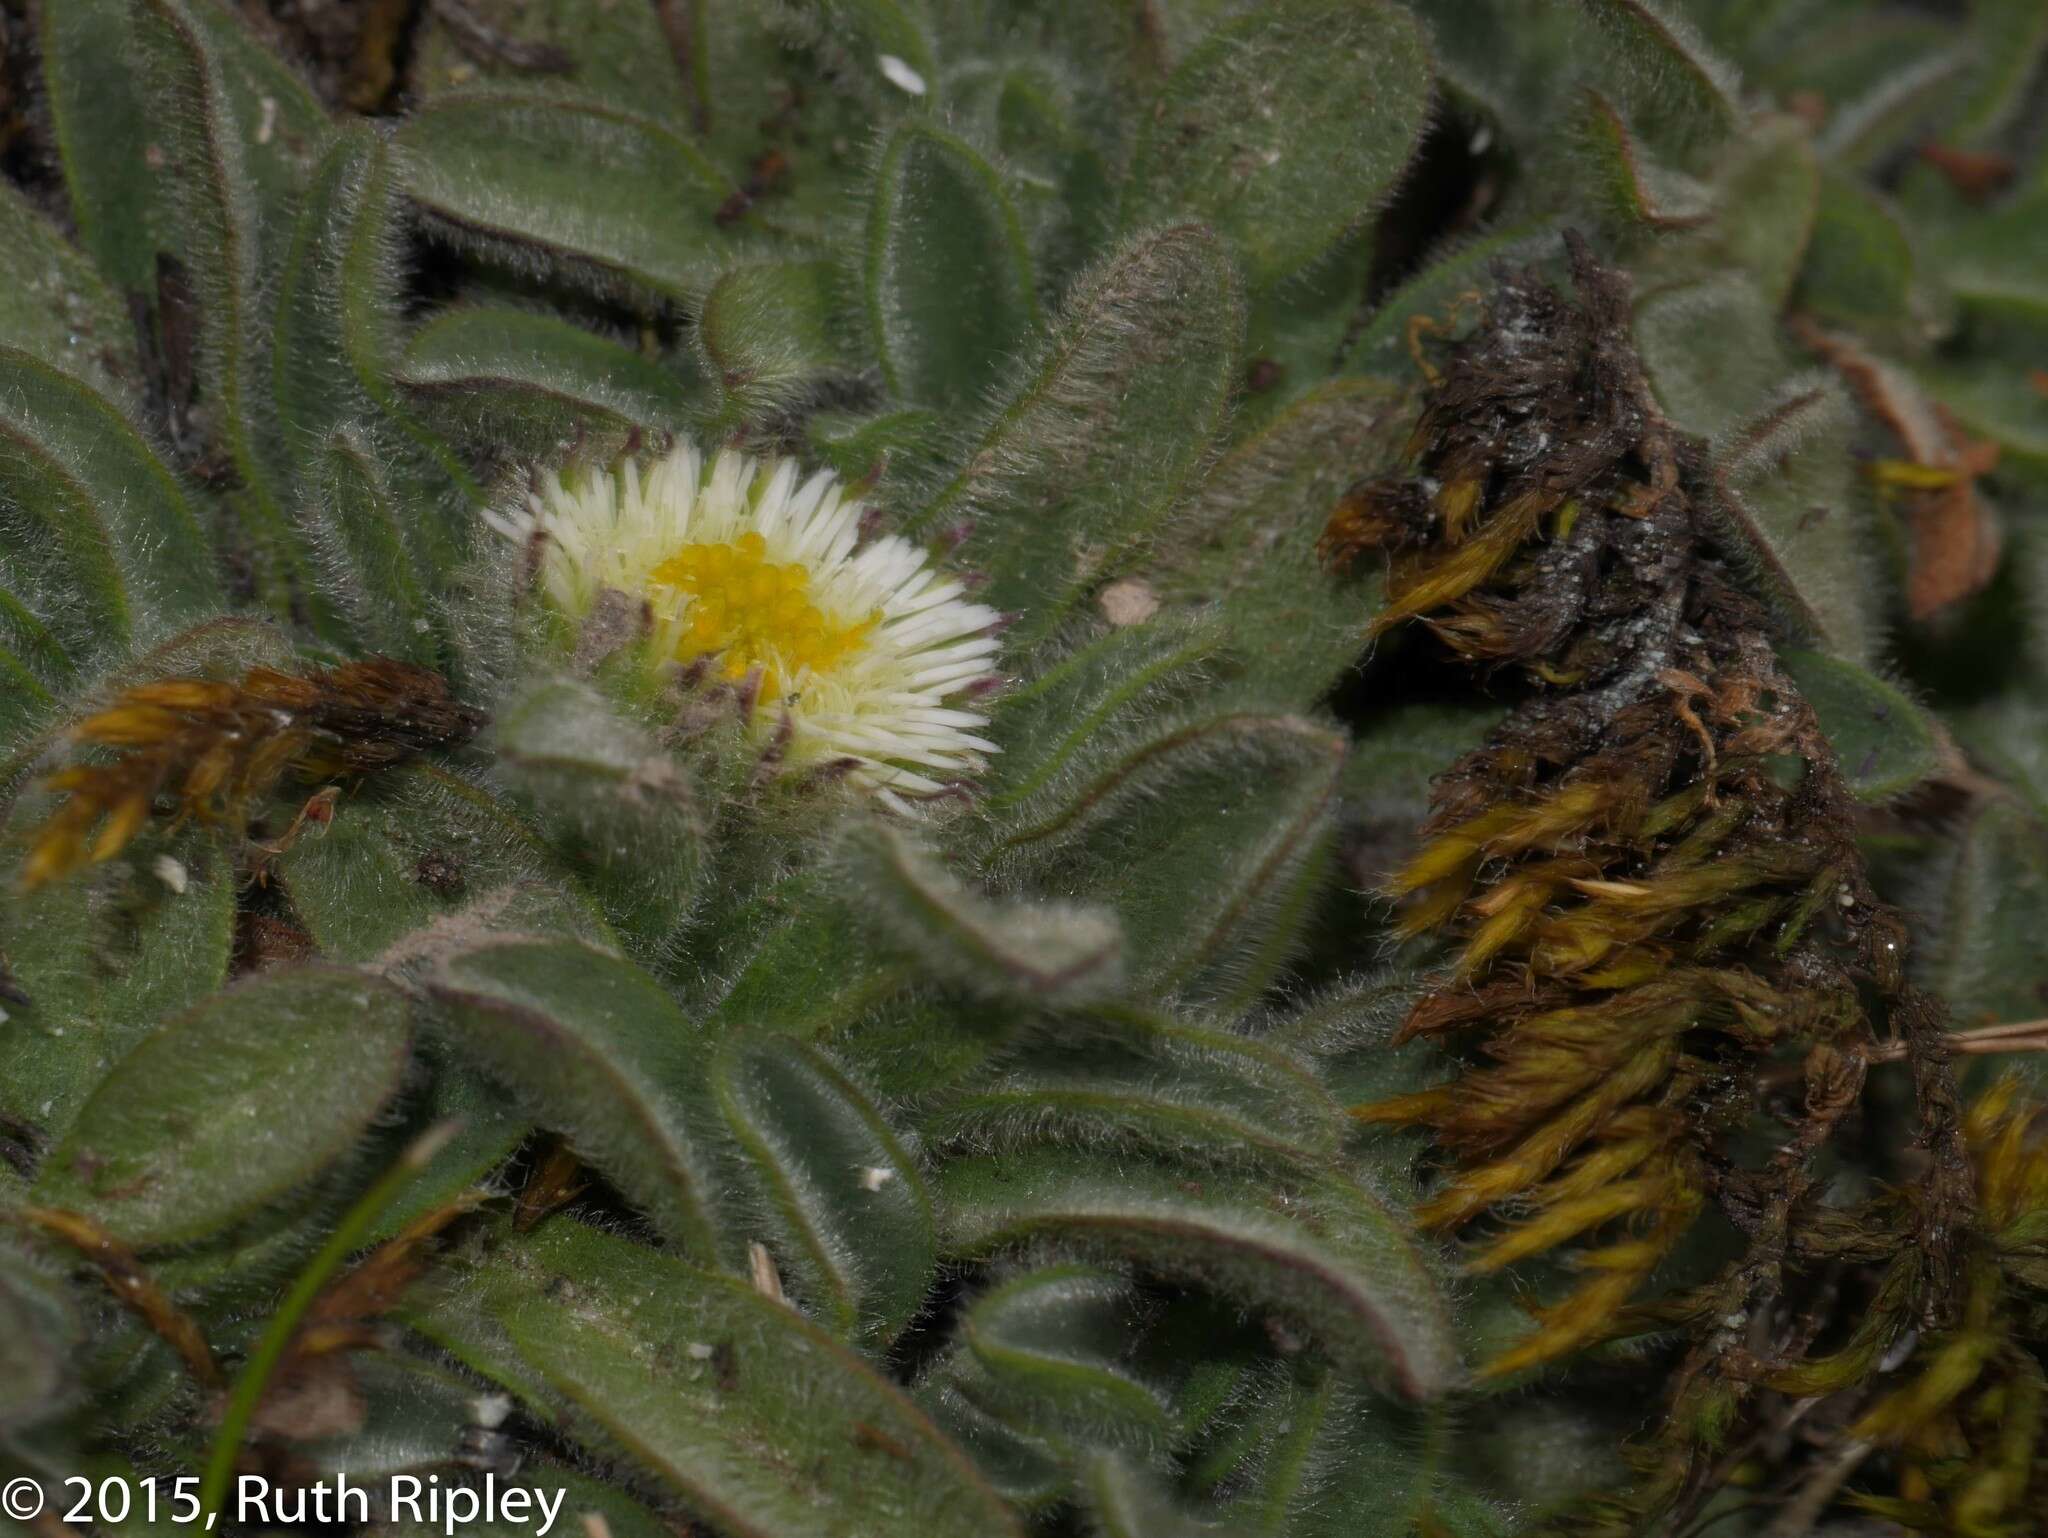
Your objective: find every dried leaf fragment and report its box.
[20,659,481,890]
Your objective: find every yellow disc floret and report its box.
[487,441,1003,807]
[650,531,881,699]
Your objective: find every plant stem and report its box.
[196,1121,459,1523]
[1868,1017,2048,1064]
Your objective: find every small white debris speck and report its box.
[748,1241,787,1304]
[1098,578,1160,627]
[471,1392,513,1428]
[685,1342,715,1360]
[877,53,927,96]
[1878,1329,1919,1373]
[858,1165,895,1192]
[152,854,189,894]
[257,96,278,146]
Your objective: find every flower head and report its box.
[490,441,1002,806]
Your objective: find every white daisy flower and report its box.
[488,440,1003,806]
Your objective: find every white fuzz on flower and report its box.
[488,441,1002,807]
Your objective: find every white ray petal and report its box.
[490,439,1005,806]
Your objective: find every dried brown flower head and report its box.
[21,658,481,890]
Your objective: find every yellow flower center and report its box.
[650,531,878,700]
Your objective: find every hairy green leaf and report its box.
[940,1150,1459,1399]
[0,1246,81,1431]
[916,224,1239,648]
[1340,698,1502,828]
[409,0,695,125]
[1152,379,1399,703]
[0,346,219,657]
[1795,171,1926,342]
[1706,115,1819,310]
[274,761,613,966]
[1573,89,1711,235]
[0,825,237,1168]
[703,870,910,1040]
[1807,32,1972,171]
[985,614,1226,811]
[1572,0,1741,152]
[38,0,163,301]
[970,63,1115,289]
[273,125,477,588]
[1706,375,1875,662]
[700,260,855,428]
[430,938,723,1257]
[1779,650,1939,804]
[865,123,1037,409]
[491,678,709,953]
[961,1267,1172,1447]
[409,1218,1027,1538]
[402,307,693,449]
[712,1034,935,1343]
[32,966,411,1248]
[397,93,739,302]
[839,820,1124,1005]
[994,711,1344,1005]
[0,183,140,397]
[1920,799,2048,1076]
[1633,282,1875,660]
[1125,0,1432,289]
[1200,1366,1506,1536]
[303,430,441,663]
[132,0,331,613]
[1944,0,2048,148]
[1414,0,1734,170]
[924,1012,1347,1166]
[916,1377,1067,1509]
